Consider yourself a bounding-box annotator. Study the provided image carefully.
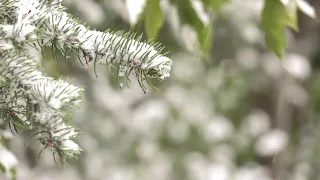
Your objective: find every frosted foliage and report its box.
[297,0,316,19]
[0,0,172,172]
[262,54,283,78]
[282,82,308,106]
[280,0,290,5]
[165,85,189,107]
[2,24,36,41]
[0,144,18,177]
[242,109,271,138]
[292,162,312,180]
[283,54,311,80]
[125,0,146,26]
[136,141,159,161]
[60,140,79,151]
[206,163,230,180]
[234,165,272,180]
[131,100,168,135]
[241,24,262,44]
[180,25,199,51]
[255,130,289,157]
[236,48,259,70]
[191,0,210,25]
[204,116,234,142]
[223,0,263,21]
[209,144,235,165]
[167,120,190,143]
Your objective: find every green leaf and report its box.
[0,163,5,173]
[144,0,164,39]
[199,24,214,56]
[176,0,204,32]
[211,0,230,10]
[285,0,299,31]
[169,0,178,4]
[0,137,5,147]
[201,0,210,6]
[10,167,16,180]
[176,0,213,54]
[201,0,229,10]
[168,0,215,55]
[261,0,287,59]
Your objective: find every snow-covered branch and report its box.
[0,0,172,171]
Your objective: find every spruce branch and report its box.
[36,11,172,93]
[0,0,172,167]
[0,49,83,165]
[2,0,172,93]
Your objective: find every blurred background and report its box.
[2,0,320,179]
